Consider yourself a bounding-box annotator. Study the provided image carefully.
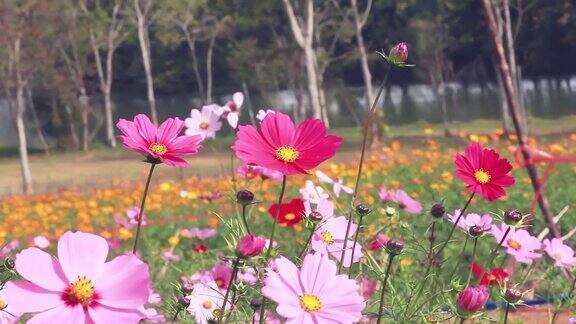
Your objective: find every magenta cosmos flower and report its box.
[491,224,542,263]
[4,231,150,323]
[117,114,203,167]
[543,238,576,268]
[456,286,489,317]
[232,112,343,175]
[447,209,493,233]
[262,253,364,323]
[455,143,515,201]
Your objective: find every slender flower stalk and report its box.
[433,192,475,259]
[241,205,250,235]
[428,222,437,261]
[448,236,469,282]
[466,237,479,286]
[488,226,511,266]
[348,204,370,276]
[503,303,511,324]
[132,163,157,254]
[376,254,395,324]
[339,66,392,273]
[259,175,287,324]
[218,257,241,324]
[298,223,317,260]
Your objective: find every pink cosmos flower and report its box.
[262,253,364,323]
[304,198,334,220]
[4,231,150,323]
[206,262,232,291]
[368,233,390,251]
[217,92,244,129]
[162,251,181,262]
[315,170,353,197]
[237,268,258,284]
[117,114,203,167]
[491,224,542,263]
[447,209,493,233]
[233,112,343,175]
[359,277,378,300]
[139,290,165,323]
[114,207,147,230]
[237,164,284,181]
[0,239,19,258]
[455,143,515,201]
[0,289,18,323]
[237,234,266,258]
[311,216,363,267]
[184,104,222,139]
[33,235,50,249]
[299,180,329,204]
[379,188,422,214]
[180,228,217,240]
[186,281,228,324]
[543,238,576,268]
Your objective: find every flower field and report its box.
[1,123,575,322]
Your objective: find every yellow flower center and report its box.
[320,231,334,245]
[0,299,7,310]
[69,276,94,306]
[275,146,299,162]
[199,122,209,130]
[474,169,491,184]
[149,143,168,155]
[299,294,322,312]
[215,278,225,288]
[507,239,521,251]
[285,213,296,220]
[553,252,563,261]
[202,301,213,309]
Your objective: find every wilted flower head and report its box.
[117,114,203,167]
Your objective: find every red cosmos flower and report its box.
[455,143,515,201]
[117,114,203,167]
[470,262,509,286]
[232,112,343,175]
[268,198,305,226]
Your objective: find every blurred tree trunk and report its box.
[206,30,217,104]
[182,29,206,104]
[492,0,512,134]
[350,0,374,106]
[12,36,34,194]
[134,0,158,125]
[283,0,324,123]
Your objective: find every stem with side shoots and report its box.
[132,163,157,254]
[217,257,240,324]
[376,254,395,324]
[466,237,478,286]
[259,175,287,324]
[433,192,475,259]
[488,226,511,267]
[339,66,392,273]
[348,213,365,276]
[298,223,317,260]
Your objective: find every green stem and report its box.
[434,192,475,259]
[348,214,365,277]
[459,317,466,324]
[466,238,478,286]
[172,308,182,322]
[428,222,436,261]
[298,223,317,260]
[339,67,392,273]
[132,163,156,254]
[488,226,511,267]
[376,254,395,324]
[259,175,287,324]
[503,303,510,324]
[218,257,240,324]
[241,205,251,235]
[448,236,469,283]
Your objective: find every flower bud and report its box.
[504,209,523,225]
[236,189,255,205]
[181,283,194,295]
[385,239,404,255]
[368,234,389,251]
[308,211,323,223]
[250,297,262,310]
[456,286,489,316]
[4,257,15,270]
[237,234,266,258]
[504,288,523,304]
[356,203,371,216]
[430,203,445,218]
[178,296,191,308]
[468,225,484,237]
[389,42,408,63]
